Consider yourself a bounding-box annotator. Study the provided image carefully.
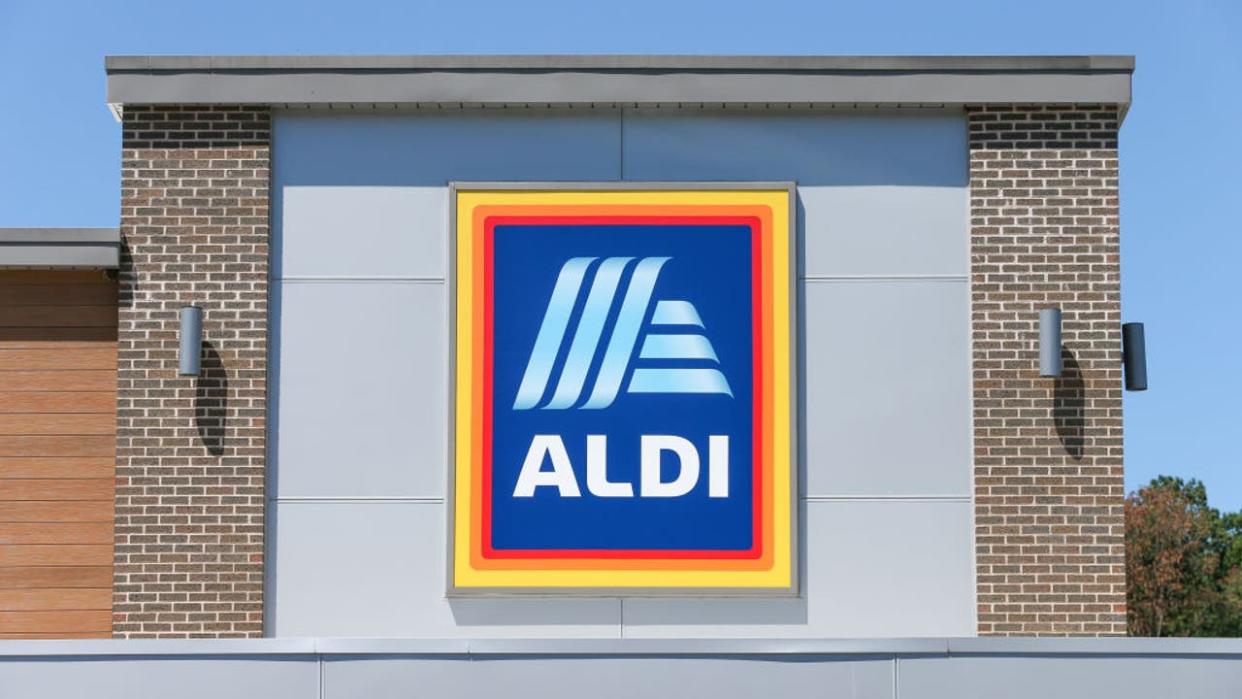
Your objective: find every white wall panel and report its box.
[278,186,446,279]
[270,502,621,638]
[271,281,446,498]
[621,500,975,638]
[801,279,972,497]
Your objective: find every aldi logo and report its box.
[450,184,796,594]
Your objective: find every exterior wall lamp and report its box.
[179,305,203,376]
[1123,322,1147,391]
[1040,307,1148,391]
[1039,308,1062,378]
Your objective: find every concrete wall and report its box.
[3,639,1241,699]
[267,109,972,637]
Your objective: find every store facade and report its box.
[6,54,1236,698]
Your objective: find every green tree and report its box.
[1126,477,1242,636]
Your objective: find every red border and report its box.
[479,215,766,560]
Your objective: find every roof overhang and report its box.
[105,54,1134,119]
[0,228,120,268]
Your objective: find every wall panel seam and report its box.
[279,277,446,283]
[801,275,967,282]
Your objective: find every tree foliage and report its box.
[1126,477,1242,636]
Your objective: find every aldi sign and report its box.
[450,184,796,593]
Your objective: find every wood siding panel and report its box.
[0,392,115,414]
[0,435,116,457]
[0,327,118,347]
[0,284,118,306]
[0,271,111,284]
[0,414,116,436]
[0,271,116,638]
[0,348,117,370]
[0,479,114,501]
[0,589,112,611]
[0,566,111,589]
[0,306,117,328]
[0,545,113,566]
[0,457,114,479]
[0,610,111,633]
[0,501,113,522]
[0,522,113,545]
[0,370,116,391]
[0,631,109,639]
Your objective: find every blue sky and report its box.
[1,1,1239,508]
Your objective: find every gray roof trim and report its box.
[104,54,1133,115]
[105,54,1135,72]
[2,636,1241,658]
[0,228,120,268]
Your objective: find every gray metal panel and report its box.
[323,655,894,699]
[802,280,972,497]
[898,655,1242,699]
[0,228,120,268]
[0,657,319,699]
[622,501,975,638]
[104,56,1133,112]
[5,635,1242,658]
[268,109,975,634]
[270,501,622,637]
[6,637,1242,699]
[273,111,622,187]
[621,110,968,277]
[271,281,446,498]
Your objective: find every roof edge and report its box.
[0,228,120,269]
[105,54,1135,73]
[104,54,1134,118]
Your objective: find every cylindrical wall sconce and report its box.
[179,305,203,377]
[1123,322,1148,391]
[1039,308,1062,378]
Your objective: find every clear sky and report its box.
[1,1,1238,508]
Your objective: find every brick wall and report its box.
[114,105,270,637]
[969,104,1126,635]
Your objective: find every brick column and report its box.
[114,106,271,637]
[968,105,1126,636]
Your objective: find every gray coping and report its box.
[3,637,1242,658]
[105,54,1134,71]
[0,228,120,268]
[103,54,1134,115]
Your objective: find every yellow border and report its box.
[453,189,793,590]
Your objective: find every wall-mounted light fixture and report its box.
[1123,322,1147,391]
[1039,307,1062,378]
[179,305,203,377]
